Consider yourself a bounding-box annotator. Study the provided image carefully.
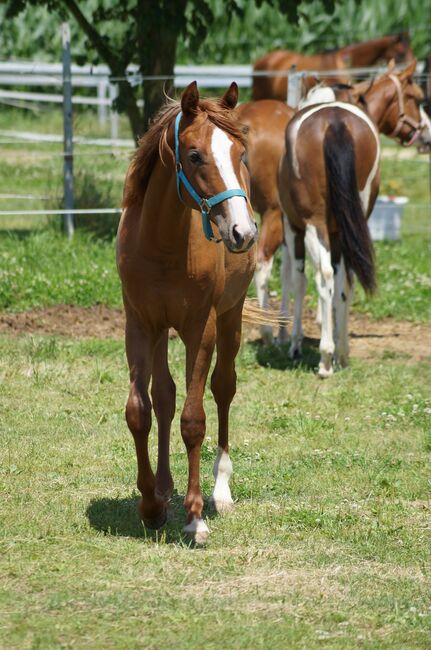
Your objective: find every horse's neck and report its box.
[340,38,388,66]
[139,157,190,254]
[363,85,394,135]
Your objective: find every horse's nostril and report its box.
[232,225,244,247]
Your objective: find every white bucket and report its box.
[368,196,408,241]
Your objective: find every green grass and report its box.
[1,334,430,648]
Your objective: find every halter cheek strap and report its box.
[388,74,425,146]
[174,111,248,242]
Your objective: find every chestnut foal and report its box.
[117,82,257,542]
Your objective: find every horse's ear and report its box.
[398,58,417,82]
[181,81,200,116]
[220,82,239,109]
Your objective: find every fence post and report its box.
[109,83,119,140]
[287,65,300,108]
[97,78,108,126]
[62,23,74,239]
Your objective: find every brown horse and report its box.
[252,33,413,101]
[117,81,257,543]
[235,99,294,342]
[278,60,424,377]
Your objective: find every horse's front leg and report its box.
[210,300,244,513]
[181,311,216,543]
[125,318,167,528]
[255,207,283,344]
[284,219,307,357]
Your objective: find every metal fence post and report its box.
[97,78,108,126]
[287,65,300,108]
[62,23,74,239]
[109,83,119,140]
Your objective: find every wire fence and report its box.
[0,38,430,238]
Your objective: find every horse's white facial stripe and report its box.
[211,127,251,235]
[290,101,380,180]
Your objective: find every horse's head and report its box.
[357,60,427,147]
[384,60,427,147]
[175,82,257,253]
[382,32,413,64]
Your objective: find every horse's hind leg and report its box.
[125,319,166,529]
[284,218,307,358]
[181,312,217,543]
[305,224,335,377]
[151,330,176,501]
[255,207,283,344]
[210,301,244,513]
[333,255,354,368]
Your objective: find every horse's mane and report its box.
[123,97,247,209]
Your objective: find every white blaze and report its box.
[211,126,252,237]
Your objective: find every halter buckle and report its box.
[176,162,182,173]
[200,198,211,212]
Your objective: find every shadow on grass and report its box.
[86,492,219,546]
[251,337,321,372]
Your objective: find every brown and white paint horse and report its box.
[117,82,257,543]
[278,60,425,377]
[252,33,413,101]
[235,99,294,342]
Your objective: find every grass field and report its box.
[1,334,430,648]
[0,105,430,648]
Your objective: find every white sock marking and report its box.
[212,447,233,510]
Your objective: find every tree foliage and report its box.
[1,0,429,140]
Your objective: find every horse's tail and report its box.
[323,120,376,294]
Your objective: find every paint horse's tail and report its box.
[323,120,376,294]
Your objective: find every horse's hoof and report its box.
[210,496,234,515]
[183,517,210,545]
[139,496,167,529]
[288,347,302,361]
[142,509,167,530]
[317,366,334,379]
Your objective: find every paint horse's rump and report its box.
[117,82,257,543]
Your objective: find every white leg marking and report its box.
[333,257,354,368]
[284,219,306,357]
[211,447,234,514]
[278,215,292,344]
[305,225,335,377]
[183,517,210,544]
[211,127,255,243]
[255,257,275,344]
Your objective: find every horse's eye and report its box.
[189,151,202,165]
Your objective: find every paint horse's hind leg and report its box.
[125,319,167,528]
[151,330,176,501]
[210,301,244,513]
[333,256,354,368]
[181,311,217,543]
[255,207,283,344]
[305,225,335,377]
[284,218,307,358]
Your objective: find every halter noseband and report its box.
[388,73,425,146]
[174,111,248,242]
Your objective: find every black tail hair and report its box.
[323,120,376,294]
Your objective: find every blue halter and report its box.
[174,111,248,242]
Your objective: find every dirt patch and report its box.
[0,304,429,362]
